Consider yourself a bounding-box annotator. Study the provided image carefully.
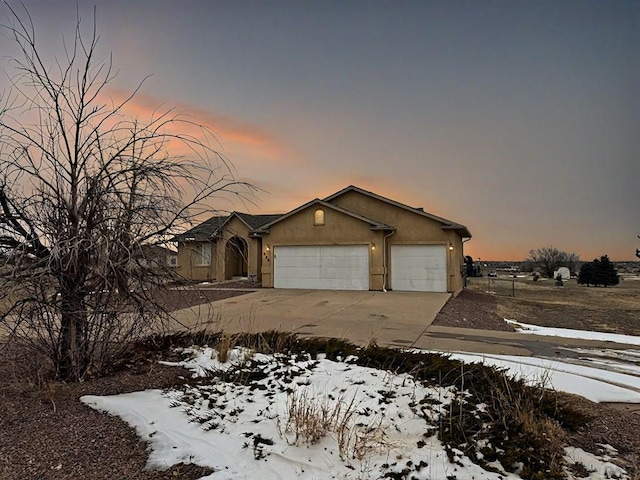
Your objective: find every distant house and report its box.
[140,244,178,269]
[174,185,471,293]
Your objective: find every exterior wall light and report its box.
[448,242,454,251]
[266,245,270,252]
[371,242,376,251]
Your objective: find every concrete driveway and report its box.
[169,288,640,356]
[170,289,451,347]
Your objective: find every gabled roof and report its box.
[174,212,284,241]
[174,215,229,240]
[323,185,471,237]
[236,213,284,230]
[252,198,394,234]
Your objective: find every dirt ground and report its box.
[437,275,640,336]
[152,286,255,312]
[0,286,253,480]
[0,342,214,480]
[432,289,515,331]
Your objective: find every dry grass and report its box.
[215,334,235,363]
[276,389,393,462]
[440,363,572,479]
[487,372,566,475]
[467,275,640,336]
[277,390,355,446]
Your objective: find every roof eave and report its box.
[174,234,219,242]
[442,225,472,237]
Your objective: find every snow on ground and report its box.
[564,447,627,480]
[82,346,630,480]
[443,351,640,403]
[504,319,640,346]
[83,349,520,480]
[471,319,640,402]
[558,348,640,377]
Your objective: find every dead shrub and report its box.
[277,389,354,446]
[444,366,569,479]
[215,334,235,363]
[277,389,394,463]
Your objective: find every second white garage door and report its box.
[390,245,447,292]
[274,245,369,290]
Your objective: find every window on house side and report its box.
[195,244,211,266]
[314,209,325,226]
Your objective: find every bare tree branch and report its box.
[0,2,256,381]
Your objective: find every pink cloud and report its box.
[101,88,291,163]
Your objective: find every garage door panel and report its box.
[274,245,369,290]
[391,245,447,292]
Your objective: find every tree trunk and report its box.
[59,291,88,381]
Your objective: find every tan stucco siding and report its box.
[330,191,466,293]
[176,216,261,283]
[450,238,465,293]
[260,205,385,289]
[178,190,468,292]
[329,191,449,240]
[176,241,216,281]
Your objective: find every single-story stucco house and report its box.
[174,185,471,293]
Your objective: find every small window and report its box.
[195,244,211,266]
[314,209,325,226]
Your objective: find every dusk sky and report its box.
[1,1,638,260]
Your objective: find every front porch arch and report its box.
[224,236,248,279]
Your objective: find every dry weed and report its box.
[215,334,235,363]
[277,389,395,463]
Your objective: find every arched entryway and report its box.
[225,236,248,279]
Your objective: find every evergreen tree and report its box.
[577,255,619,287]
[577,262,594,286]
[597,255,619,287]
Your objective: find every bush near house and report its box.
[577,255,619,287]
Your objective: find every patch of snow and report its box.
[159,347,266,376]
[82,347,634,480]
[83,349,525,480]
[565,447,627,479]
[558,348,640,377]
[504,320,640,346]
[443,352,640,403]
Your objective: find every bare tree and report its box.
[527,246,578,279]
[0,3,252,381]
[565,252,581,276]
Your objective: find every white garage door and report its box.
[391,245,447,292]
[274,245,369,290]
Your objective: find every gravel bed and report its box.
[433,289,515,331]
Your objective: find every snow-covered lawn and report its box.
[82,340,633,480]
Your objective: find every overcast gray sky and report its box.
[1,0,638,260]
